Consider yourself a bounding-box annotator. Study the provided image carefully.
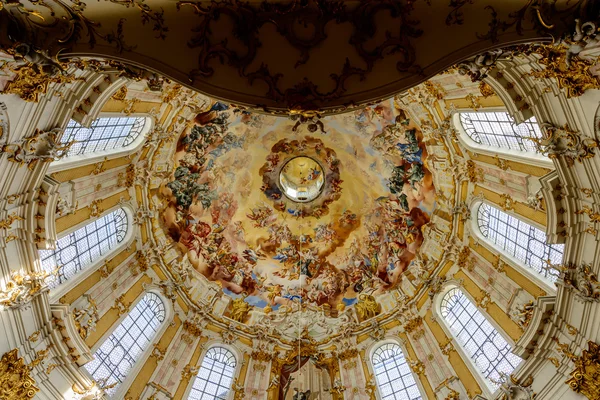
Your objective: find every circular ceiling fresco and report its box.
[157,99,436,319]
[279,156,324,203]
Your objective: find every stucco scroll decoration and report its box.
[0,349,39,399]
[177,0,422,111]
[493,373,535,400]
[533,123,598,166]
[530,43,600,98]
[566,341,600,400]
[0,268,56,309]
[560,263,600,302]
[1,128,74,170]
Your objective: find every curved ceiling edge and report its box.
[0,0,592,112]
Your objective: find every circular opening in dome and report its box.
[279,156,325,203]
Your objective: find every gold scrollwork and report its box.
[0,349,39,399]
[566,341,600,399]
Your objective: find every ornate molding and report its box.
[0,268,55,309]
[566,341,600,399]
[0,349,39,399]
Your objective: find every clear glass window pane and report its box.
[84,293,165,396]
[187,347,237,400]
[371,343,422,400]
[441,288,522,390]
[477,203,563,281]
[39,208,129,288]
[60,117,146,158]
[459,112,543,154]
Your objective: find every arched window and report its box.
[39,208,128,288]
[459,112,542,154]
[371,343,422,400]
[188,347,237,400]
[84,292,166,395]
[441,288,521,390]
[61,117,146,158]
[477,203,563,281]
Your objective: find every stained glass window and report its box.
[372,343,422,400]
[84,292,166,396]
[459,112,543,154]
[61,117,146,158]
[477,203,563,281]
[188,347,237,400]
[39,208,128,288]
[441,288,522,390]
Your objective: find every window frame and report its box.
[452,111,553,168]
[43,205,136,302]
[434,283,521,398]
[48,113,153,173]
[469,200,559,294]
[365,337,425,400]
[85,289,172,400]
[183,342,243,400]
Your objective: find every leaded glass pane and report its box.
[477,203,563,281]
[459,112,543,154]
[84,293,165,396]
[188,347,237,400]
[372,343,422,400]
[61,117,146,158]
[39,208,128,288]
[441,288,522,390]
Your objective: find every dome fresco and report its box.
[156,99,436,318]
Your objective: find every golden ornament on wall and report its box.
[566,341,600,399]
[355,294,381,321]
[530,45,600,98]
[0,349,39,399]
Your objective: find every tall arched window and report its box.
[85,292,166,395]
[459,112,543,154]
[441,288,522,390]
[39,208,128,288]
[61,117,146,158]
[188,347,237,400]
[477,203,563,281]
[371,343,422,400]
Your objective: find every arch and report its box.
[84,292,166,396]
[452,112,551,166]
[439,287,522,391]
[370,341,422,400]
[474,202,563,283]
[39,207,131,290]
[49,114,152,171]
[187,346,237,400]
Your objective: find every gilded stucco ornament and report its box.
[0,349,39,399]
[566,341,600,400]
[0,269,55,309]
[533,123,598,166]
[228,296,252,323]
[494,373,535,400]
[530,44,600,98]
[72,294,99,339]
[354,294,381,322]
[512,300,535,330]
[1,128,73,170]
[560,263,600,302]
